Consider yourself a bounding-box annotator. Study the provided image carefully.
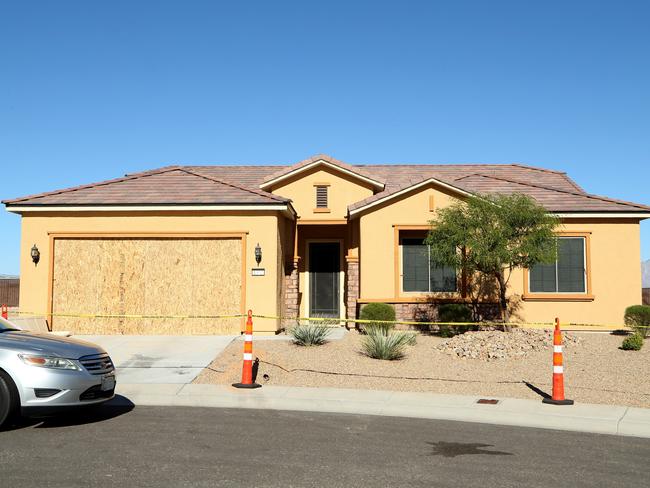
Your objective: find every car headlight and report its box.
[19,354,82,371]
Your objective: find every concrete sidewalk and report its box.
[113,382,650,439]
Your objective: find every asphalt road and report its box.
[1,401,648,488]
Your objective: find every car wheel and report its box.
[0,371,19,429]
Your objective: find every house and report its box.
[4,155,649,334]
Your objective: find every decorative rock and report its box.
[436,328,581,361]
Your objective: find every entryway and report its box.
[308,241,342,318]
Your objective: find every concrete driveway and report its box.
[75,335,238,384]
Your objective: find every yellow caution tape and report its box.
[251,314,643,330]
[5,310,646,330]
[8,311,246,320]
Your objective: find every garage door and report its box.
[51,237,243,335]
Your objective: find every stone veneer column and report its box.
[345,257,359,328]
[284,258,300,326]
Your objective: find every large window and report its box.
[401,237,457,293]
[529,237,586,293]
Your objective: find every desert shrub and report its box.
[289,320,333,346]
[621,333,644,351]
[624,305,650,338]
[359,303,396,335]
[361,329,416,360]
[437,303,474,337]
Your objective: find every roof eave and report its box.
[4,203,293,214]
[554,211,650,219]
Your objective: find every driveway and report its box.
[75,335,238,384]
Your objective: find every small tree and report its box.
[425,193,559,322]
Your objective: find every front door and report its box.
[309,242,340,318]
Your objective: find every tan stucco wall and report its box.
[17,211,282,333]
[357,183,643,325]
[269,166,375,220]
[359,183,461,299]
[510,220,642,325]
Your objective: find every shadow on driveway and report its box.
[2,395,135,431]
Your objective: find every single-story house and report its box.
[4,154,649,334]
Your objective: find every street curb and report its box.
[113,383,650,439]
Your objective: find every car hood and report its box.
[0,331,106,359]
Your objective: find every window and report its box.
[401,237,457,292]
[529,237,586,293]
[315,185,328,208]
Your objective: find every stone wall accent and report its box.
[356,300,500,332]
[345,257,359,327]
[284,258,300,327]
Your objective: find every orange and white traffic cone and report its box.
[542,317,574,405]
[232,310,261,389]
[1,304,7,320]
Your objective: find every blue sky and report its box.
[1,1,649,275]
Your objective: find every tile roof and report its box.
[4,155,649,214]
[451,174,650,212]
[3,168,288,206]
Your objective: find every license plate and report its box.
[101,375,116,391]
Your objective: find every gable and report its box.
[260,156,385,191]
[349,177,472,218]
[269,165,376,220]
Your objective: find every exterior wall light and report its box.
[255,243,262,265]
[31,244,40,266]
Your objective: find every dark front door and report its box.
[309,242,340,318]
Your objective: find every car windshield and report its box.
[0,316,20,332]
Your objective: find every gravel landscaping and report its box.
[194,329,650,408]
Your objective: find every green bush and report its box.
[437,303,473,337]
[438,303,473,322]
[361,329,417,360]
[624,305,650,338]
[359,303,396,335]
[288,321,332,346]
[621,333,644,351]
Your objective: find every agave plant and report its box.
[363,322,395,336]
[361,328,416,360]
[288,318,335,346]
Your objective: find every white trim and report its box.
[6,204,290,213]
[553,345,563,353]
[304,238,346,322]
[260,160,385,190]
[553,365,564,374]
[243,353,253,361]
[349,178,474,217]
[554,213,650,218]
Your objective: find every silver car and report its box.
[0,316,116,427]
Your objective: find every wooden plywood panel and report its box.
[51,238,242,335]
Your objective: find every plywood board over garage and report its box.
[50,236,245,335]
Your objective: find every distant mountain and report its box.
[643,260,650,288]
[0,274,18,280]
